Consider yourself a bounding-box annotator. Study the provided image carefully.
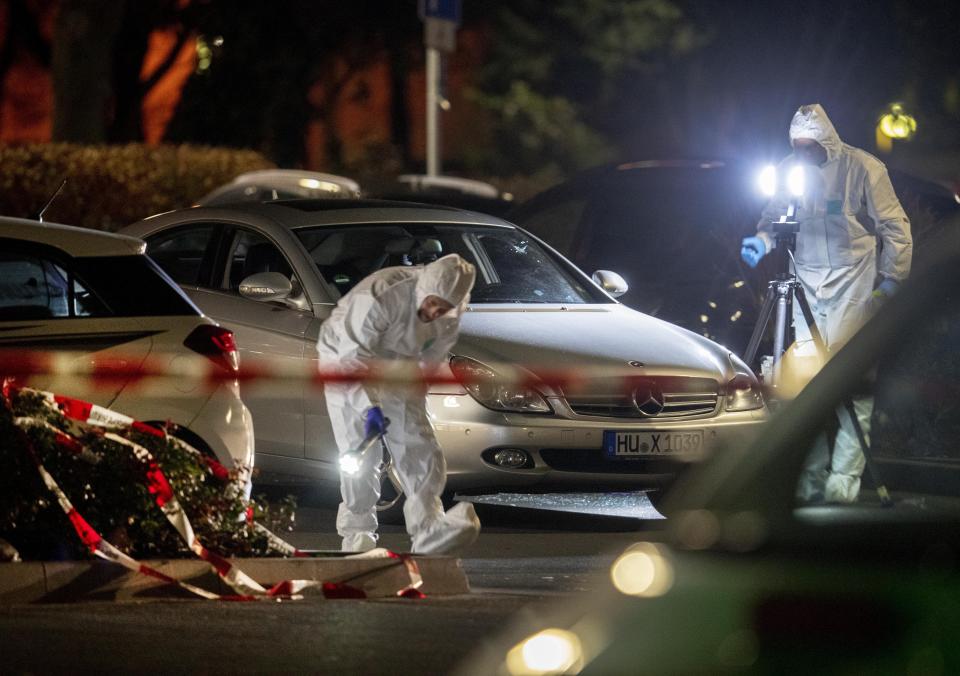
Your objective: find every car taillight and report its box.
[184,325,240,374]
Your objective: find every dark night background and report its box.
[0,0,957,193]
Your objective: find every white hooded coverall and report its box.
[317,254,481,552]
[756,104,912,503]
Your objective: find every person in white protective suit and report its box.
[741,103,912,503]
[317,253,481,553]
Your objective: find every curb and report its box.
[0,555,470,603]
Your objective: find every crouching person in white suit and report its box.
[317,253,481,553]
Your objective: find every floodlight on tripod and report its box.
[756,163,806,203]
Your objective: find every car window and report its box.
[146,224,217,286]
[222,229,295,293]
[467,229,592,303]
[0,252,107,319]
[793,294,960,513]
[294,223,608,303]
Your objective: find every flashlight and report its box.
[339,451,363,475]
[338,422,389,476]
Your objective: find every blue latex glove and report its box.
[364,406,387,438]
[873,278,899,299]
[740,236,767,268]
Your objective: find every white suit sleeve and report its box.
[334,294,392,411]
[865,167,912,282]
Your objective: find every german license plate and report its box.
[603,430,704,457]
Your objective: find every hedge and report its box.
[0,143,274,232]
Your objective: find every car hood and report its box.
[453,304,733,388]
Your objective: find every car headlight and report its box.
[725,354,764,411]
[726,374,765,411]
[449,356,553,414]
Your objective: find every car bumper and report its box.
[428,392,767,493]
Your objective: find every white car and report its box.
[197,170,361,205]
[0,217,254,488]
[123,201,767,497]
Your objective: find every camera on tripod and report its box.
[744,163,820,385]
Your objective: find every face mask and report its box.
[794,143,826,166]
[415,314,436,348]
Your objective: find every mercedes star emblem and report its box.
[632,381,665,416]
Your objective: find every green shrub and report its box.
[0,143,274,232]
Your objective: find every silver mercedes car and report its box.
[123,200,767,495]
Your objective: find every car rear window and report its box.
[70,255,199,318]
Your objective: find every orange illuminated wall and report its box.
[140,27,196,145]
[0,2,487,173]
[0,0,54,143]
[0,0,193,145]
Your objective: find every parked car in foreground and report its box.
[198,169,361,206]
[0,218,254,489]
[457,230,960,674]
[123,200,767,496]
[511,159,960,354]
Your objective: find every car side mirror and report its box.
[239,272,293,303]
[592,270,629,298]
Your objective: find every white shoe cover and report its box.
[341,532,378,553]
[411,502,481,555]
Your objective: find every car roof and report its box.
[167,199,517,230]
[396,174,501,198]
[0,216,145,257]
[232,169,359,188]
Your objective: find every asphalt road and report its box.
[0,498,660,675]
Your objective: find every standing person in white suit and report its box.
[741,103,912,503]
[317,253,481,553]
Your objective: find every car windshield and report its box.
[294,223,609,303]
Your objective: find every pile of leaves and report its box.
[0,388,294,561]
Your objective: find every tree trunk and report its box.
[52,0,125,143]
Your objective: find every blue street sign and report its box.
[418,0,461,26]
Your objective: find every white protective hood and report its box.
[415,254,476,320]
[789,103,842,163]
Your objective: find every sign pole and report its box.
[419,0,460,178]
[426,46,440,177]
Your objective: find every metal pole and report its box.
[771,284,789,386]
[425,46,440,177]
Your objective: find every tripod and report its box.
[744,221,892,506]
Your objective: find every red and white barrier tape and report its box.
[2,385,423,601]
[0,348,674,394]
